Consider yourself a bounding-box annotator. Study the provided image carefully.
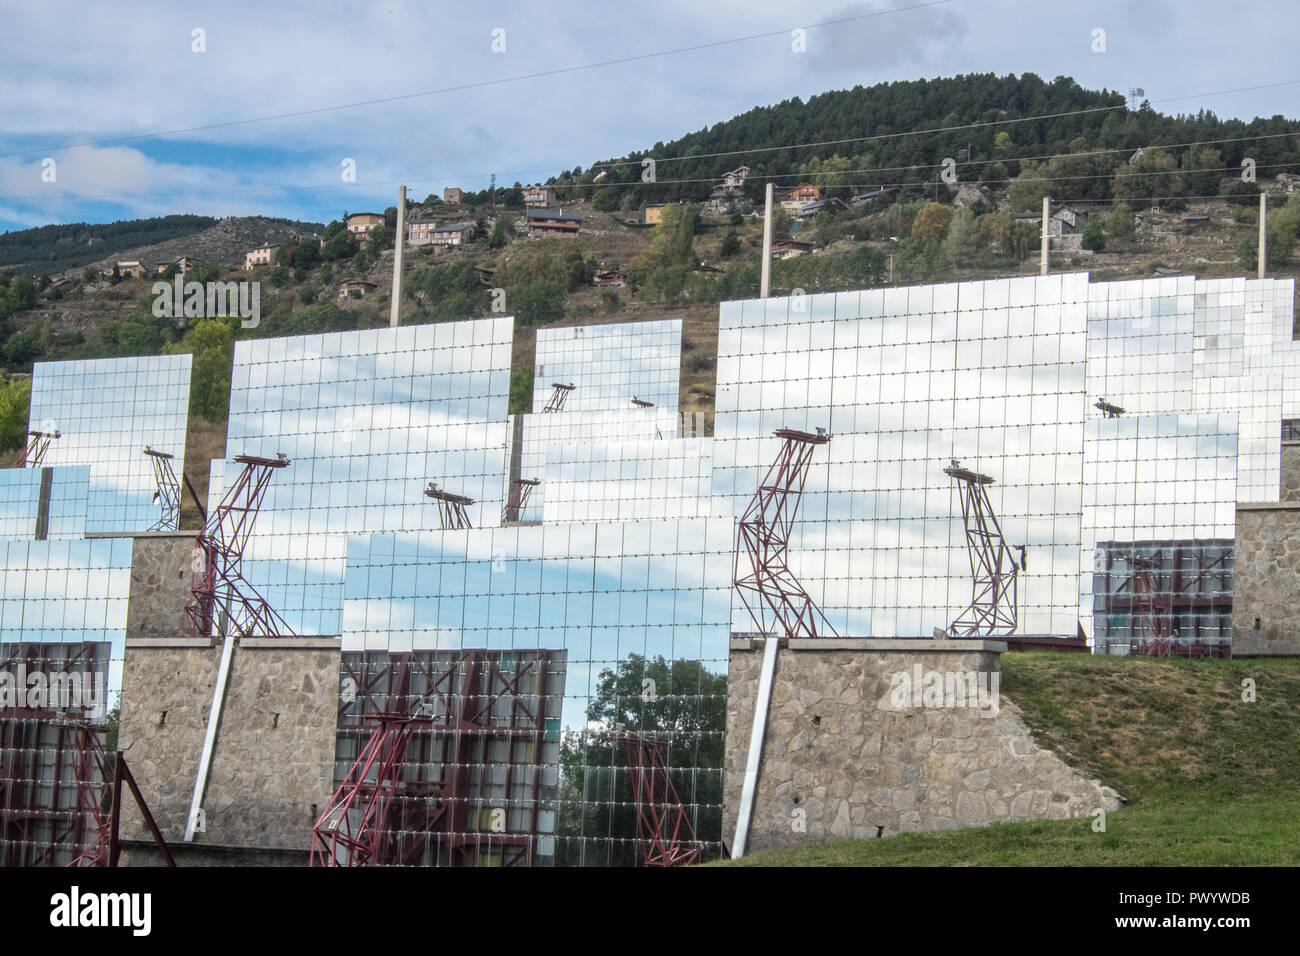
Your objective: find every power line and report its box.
[587,80,1300,171]
[3,147,1293,205]
[0,0,956,160]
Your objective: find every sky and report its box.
[0,0,1296,233]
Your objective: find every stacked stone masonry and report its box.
[724,640,1123,854]
[117,638,341,853]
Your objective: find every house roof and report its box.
[527,209,583,222]
[434,221,475,232]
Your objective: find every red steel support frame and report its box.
[734,428,838,640]
[502,477,539,523]
[24,430,59,467]
[322,650,557,867]
[609,732,702,867]
[310,713,431,867]
[543,382,575,413]
[945,461,1021,637]
[424,483,475,529]
[185,453,294,640]
[144,446,181,531]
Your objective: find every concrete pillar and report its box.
[760,183,774,298]
[390,184,406,327]
[1040,196,1050,276]
[1258,192,1267,279]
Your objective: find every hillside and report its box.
[1,72,1298,469]
[562,72,1300,209]
[718,654,1300,866]
[0,214,217,275]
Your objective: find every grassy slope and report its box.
[718,654,1300,866]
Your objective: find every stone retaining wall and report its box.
[724,639,1123,854]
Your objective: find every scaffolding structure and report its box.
[1099,541,1234,657]
[424,483,474,530]
[311,712,431,867]
[144,445,181,531]
[734,428,838,639]
[543,382,575,413]
[944,460,1021,637]
[502,477,540,523]
[23,429,59,467]
[0,642,172,866]
[609,731,703,867]
[316,649,564,867]
[185,453,295,640]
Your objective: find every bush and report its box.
[513,280,566,326]
[509,366,533,415]
[0,377,31,452]
[299,287,316,304]
[1106,203,1135,240]
[1081,217,1106,252]
[270,266,290,287]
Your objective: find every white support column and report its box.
[1040,195,1051,276]
[732,636,780,858]
[390,184,406,327]
[1258,192,1267,280]
[185,628,235,841]
[760,183,774,298]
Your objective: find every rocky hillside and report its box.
[57,215,324,279]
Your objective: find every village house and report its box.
[244,244,279,270]
[338,279,378,299]
[522,185,557,208]
[592,267,626,287]
[781,184,825,216]
[643,203,668,225]
[346,212,385,238]
[720,166,749,191]
[770,239,813,260]
[443,187,463,204]
[407,218,438,246]
[153,255,204,275]
[527,208,583,236]
[430,222,474,247]
[114,260,149,279]
[1048,206,1088,251]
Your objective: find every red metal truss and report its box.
[322,650,559,867]
[1110,545,1233,657]
[310,713,431,867]
[24,429,59,467]
[944,460,1021,637]
[185,454,295,640]
[502,477,540,523]
[733,428,838,640]
[609,732,702,867]
[0,717,174,867]
[543,382,575,412]
[144,446,181,531]
[424,482,475,529]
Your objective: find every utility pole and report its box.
[1258,192,1268,280]
[1040,195,1051,276]
[390,184,405,328]
[760,182,774,298]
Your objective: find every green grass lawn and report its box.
[716,654,1300,866]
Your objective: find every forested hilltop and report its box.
[546,73,1300,209]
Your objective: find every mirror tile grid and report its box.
[2,274,1296,864]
